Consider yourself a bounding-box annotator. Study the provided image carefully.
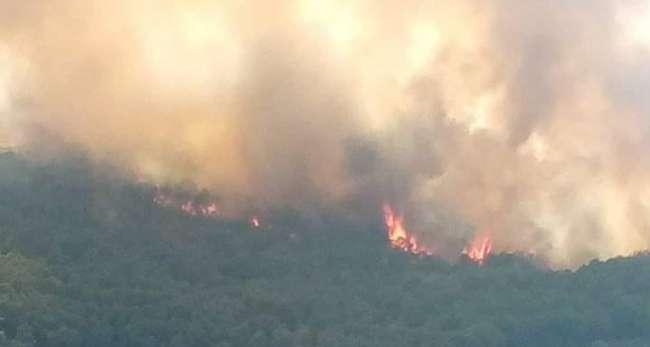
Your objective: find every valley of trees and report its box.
[0,152,649,347]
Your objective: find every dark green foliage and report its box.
[0,153,649,346]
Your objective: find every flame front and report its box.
[382,204,433,256]
[462,234,493,265]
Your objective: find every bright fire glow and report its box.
[382,204,433,255]
[250,216,261,228]
[462,234,493,265]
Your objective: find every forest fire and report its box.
[153,190,222,218]
[153,188,266,230]
[155,190,492,264]
[382,204,434,256]
[462,234,493,265]
[180,201,220,217]
[382,204,493,263]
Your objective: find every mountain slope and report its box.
[0,153,649,347]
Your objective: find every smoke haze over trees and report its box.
[2,1,650,267]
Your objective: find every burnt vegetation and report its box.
[0,153,649,347]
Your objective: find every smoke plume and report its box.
[2,0,650,267]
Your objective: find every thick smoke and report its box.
[2,0,650,267]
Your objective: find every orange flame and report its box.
[382,204,433,256]
[153,188,265,229]
[462,234,493,265]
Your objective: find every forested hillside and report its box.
[0,153,649,347]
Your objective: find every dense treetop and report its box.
[0,153,648,347]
